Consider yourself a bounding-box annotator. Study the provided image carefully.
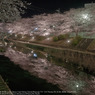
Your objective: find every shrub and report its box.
[58,34,70,40]
[0,48,5,52]
[53,36,59,42]
[72,36,82,46]
[53,34,70,42]
[17,34,22,39]
[64,34,70,38]
[35,35,45,41]
[58,34,65,40]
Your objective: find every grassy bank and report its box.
[23,43,95,77]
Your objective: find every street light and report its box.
[15,34,17,37]
[81,13,91,22]
[34,27,38,31]
[46,37,50,40]
[82,14,89,20]
[76,84,79,88]
[8,30,12,34]
[67,40,71,43]
[31,27,38,34]
[43,32,50,36]
[31,50,34,53]
[32,36,35,40]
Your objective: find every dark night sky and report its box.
[25,0,95,17]
[29,0,95,9]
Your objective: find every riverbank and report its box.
[0,55,63,93]
[1,47,95,95]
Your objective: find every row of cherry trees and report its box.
[0,1,95,40]
[0,0,31,46]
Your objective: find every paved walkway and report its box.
[16,40,95,56]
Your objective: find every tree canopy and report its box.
[0,0,31,23]
[71,7,95,32]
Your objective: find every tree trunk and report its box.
[0,22,7,46]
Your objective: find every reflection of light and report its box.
[8,30,12,33]
[45,53,48,57]
[67,40,70,43]
[66,60,68,63]
[15,34,17,37]
[46,38,50,40]
[31,50,34,53]
[43,32,50,36]
[83,14,88,19]
[22,36,24,38]
[76,84,79,88]
[53,25,55,28]
[32,37,35,40]
[82,14,89,20]
[5,42,7,46]
[30,33,33,36]
[44,29,47,31]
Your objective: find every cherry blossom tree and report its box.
[0,0,31,45]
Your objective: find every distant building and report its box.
[70,32,95,39]
[84,3,95,8]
